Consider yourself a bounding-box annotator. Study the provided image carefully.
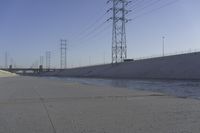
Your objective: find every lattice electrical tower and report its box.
[46,51,51,69]
[107,0,131,63]
[60,40,67,69]
[40,56,44,66]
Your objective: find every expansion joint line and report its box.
[33,87,57,133]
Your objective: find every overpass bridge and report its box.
[1,67,62,75]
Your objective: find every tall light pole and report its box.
[5,52,8,68]
[89,56,91,66]
[162,36,165,57]
[103,52,105,64]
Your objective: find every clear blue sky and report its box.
[0,0,200,68]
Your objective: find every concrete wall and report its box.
[54,52,200,80]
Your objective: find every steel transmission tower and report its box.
[60,40,67,69]
[46,51,51,69]
[40,56,44,66]
[107,0,131,63]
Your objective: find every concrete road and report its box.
[0,76,200,133]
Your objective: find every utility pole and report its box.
[107,0,131,63]
[46,51,51,69]
[89,56,91,65]
[60,40,67,69]
[103,52,106,64]
[162,36,165,56]
[5,52,7,68]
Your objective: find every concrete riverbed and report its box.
[0,76,200,133]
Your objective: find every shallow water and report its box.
[48,77,200,100]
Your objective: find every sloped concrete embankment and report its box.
[41,52,200,80]
[0,70,17,77]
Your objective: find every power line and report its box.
[70,6,108,43]
[86,23,112,41]
[129,0,163,13]
[130,0,179,20]
[77,21,107,42]
[129,0,146,9]
[75,23,112,46]
[75,13,107,38]
[69,20,110,49]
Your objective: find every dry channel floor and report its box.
[0,76,200,133]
